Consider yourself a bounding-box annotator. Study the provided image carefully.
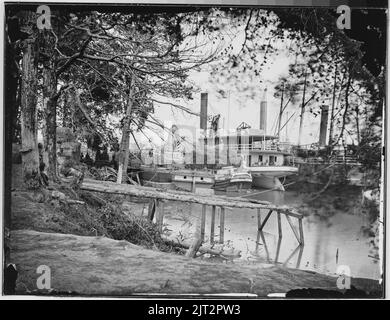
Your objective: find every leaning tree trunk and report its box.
[20,30,40,188]
[42,30,59,182]
[355,105,360,145]
[297,71,307,147]
[117,80,134,184]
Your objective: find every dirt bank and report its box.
[11,230,382,297]
[8,164,382,297]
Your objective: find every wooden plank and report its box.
[285,214,300,243]
[210,206,216,244]
[259,210,273,231]
[200,204,206,242]
[81,179,301,216]
[219,207,225,244]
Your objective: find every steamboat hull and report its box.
[250,166,298,191]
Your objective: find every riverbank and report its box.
[8,165,382,297]
[10,229,382,297]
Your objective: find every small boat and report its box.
[213,165,252,192]
[172,170,215,192]
[138,165,173,184]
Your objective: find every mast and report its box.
[277,83,284,139]
[227,90,231,131]
[297,71,307,147]
[285,112,289,142]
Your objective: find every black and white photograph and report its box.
[1,0,388,301]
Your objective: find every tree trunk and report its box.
[297,71,308,147]
[355,106,360,145]
[20,32,40,188]
[329,64,338,148]
[4,32,19,228]
[42,30,59,182]
[334,72,352,147]
[117,78,134,184]
[277,83,284,138]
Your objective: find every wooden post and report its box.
[283,245,300,267]
[285,214,300,244]
[210,205,216,244]
[136,173,141,185]
[277,212,282,238]
[200,204,206,242]
[185,237,203,258]
[275,237,282,263]
[147,199,156,221]
[259,209,273,231]
[186,208,203,258]
[156,200,164,233]
[298,217,304,246]
[219,206,225,244]
[275,212,282,263]
[296,245,304,268]
[256,209,261,251]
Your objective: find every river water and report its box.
[163,186,381,281]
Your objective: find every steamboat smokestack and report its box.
[319,105,329,147]
[200,93,208,130]
[260,88,267,133]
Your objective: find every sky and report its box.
[132,16,327,151]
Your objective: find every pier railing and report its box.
[81,179,305,259]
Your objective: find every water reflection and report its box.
[163,187,381,280]
[283,245,304,268]
[255,223,304,268]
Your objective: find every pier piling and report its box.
[219,207,225,244]
[210,205,216,244]
[200,204,206,242]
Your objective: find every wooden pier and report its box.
[81,179,305,254]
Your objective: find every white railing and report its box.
[229,143,279,151]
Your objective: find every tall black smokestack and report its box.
[319,105,329,147]
[200,93,208,130]
[260,88,267,133]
